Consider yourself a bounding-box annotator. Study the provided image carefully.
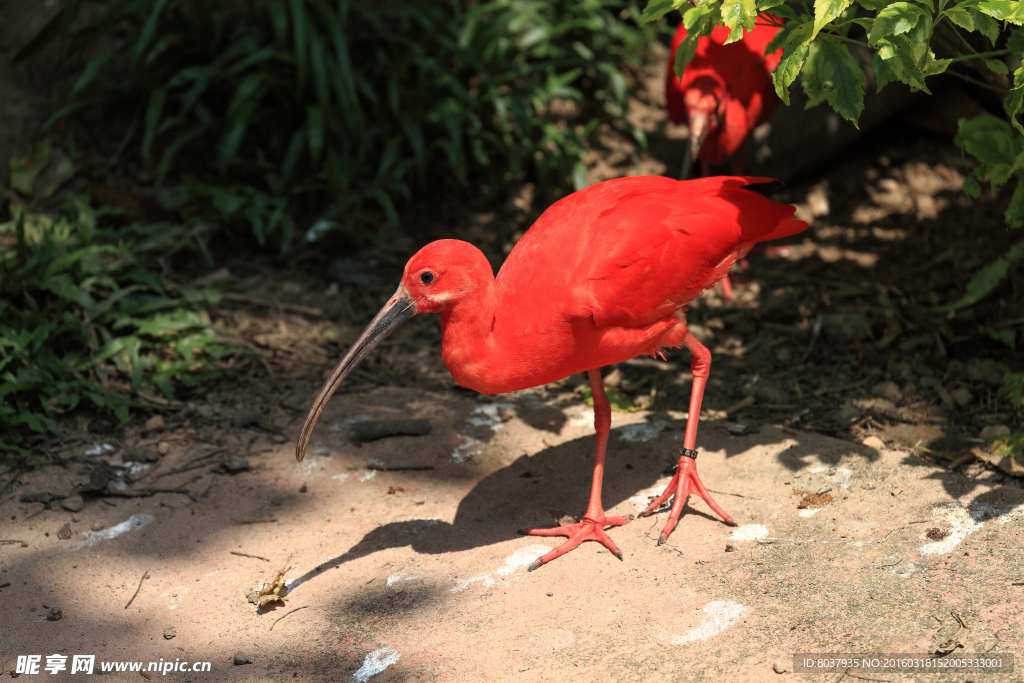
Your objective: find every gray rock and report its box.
[233,651,252,666]
[823,312,873,340]
[949,387,973,406]
[61,495,84,513]
[217,455,251,474]
[979,425,1011,441]
[966,358,1008,386]
[872,381,903,404]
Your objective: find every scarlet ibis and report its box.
[296,175,806,571]
[666,20,782,178]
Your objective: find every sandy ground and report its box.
[2,378,1022,682]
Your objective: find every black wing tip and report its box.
[741,179,786,194]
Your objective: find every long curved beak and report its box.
[295,286,417,461]
[682,110,710,179]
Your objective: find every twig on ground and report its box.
[232,517,278,525]
[269,605,308,631]
[153,449,227,479]
[125,569,150,609]
[231,551,270,562]
[707,488,760,500]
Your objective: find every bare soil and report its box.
[2,55,1024,683]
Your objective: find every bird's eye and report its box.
[420,272,434,284]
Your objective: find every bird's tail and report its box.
[716,176,808,244]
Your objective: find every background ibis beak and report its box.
[682,110,710,179]
[295,286,417,461]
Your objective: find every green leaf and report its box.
[932,240,1024,311]
[306,105,325,163]
[579,385,642,413]
[985,59,1009,75]
[1008,26,1024,54]
[133,0,169,63]
[640,0,685,24]
[869,2,927,43]
[722,0,757,37]
[989,330,1016,349]
[72,52,116,95]
[142,88,167,160]
[872,50,897,91]
[802,42,830,107]
[962,173,982,198]
[970,8,1000,45]
[1001,372,1024,407]
[955,115,1018,168]
[773,22,814,105]
[944,6,975,30]
[1007,69,1024,135]
[1007,176,1024,229]
[672,5,719,75]
[974,0,1024,24]
[814,38,866,124]
[814,0,851,38]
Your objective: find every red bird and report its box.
[666,20,782,177]
[297,176,806,571]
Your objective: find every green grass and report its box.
[0,197,239,456]
[19,0,656,252]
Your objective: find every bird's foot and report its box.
[639,450,735,544]
[518,513,632,571]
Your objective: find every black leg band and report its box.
[679,447,698,460]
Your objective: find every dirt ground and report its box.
[2,46,1024,683]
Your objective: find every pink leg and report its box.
[640,333,735,544]
[520,368,632,571]
[718,274,734,302]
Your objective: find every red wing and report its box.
[570,176,805,329]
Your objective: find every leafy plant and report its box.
[19,0,654,252]
[642,0,1024,308]
[0,198,238,455]
[1002,371,1024,407]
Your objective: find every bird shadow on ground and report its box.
[288,415,880,589]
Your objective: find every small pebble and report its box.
[145,415,166,431]
[91,521,106,532]
[861,435,886,450]
[872,381,902,404]
[979,425,1011,440]
[773,659,791,674]
[299,484,308,493]
[163,626,176,640]
[46,607,63,621]
[949,387,973,406]
[725,543,736,552]
[546,592,553,597]
[57,523,72,540]
[233,651,252,666]
[61,495,85,513]
[157,441,171,455]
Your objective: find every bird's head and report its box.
[295,239,492,461]
[400,239,493,314]
[684,75,726,161]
